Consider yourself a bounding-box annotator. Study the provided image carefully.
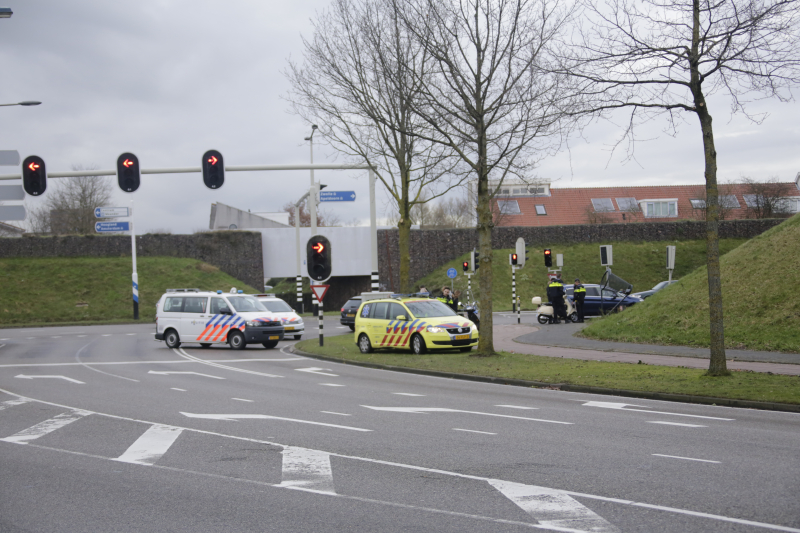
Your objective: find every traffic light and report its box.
[470,248,480,272]
[116,152,141,193]
[462,261,469,272]
[525,247,530,264]
[307,235,332,281]
[544,249,552,267]
[202,149,224,189]
[21,155,46,196]
[511,253,518,265]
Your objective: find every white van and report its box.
[253,294,305,340]
[155,289,285,349]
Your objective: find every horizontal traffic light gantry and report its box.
[22,155,46,196]
[307,235,332,281]
[116,152,141,193]
[202,149,224,189]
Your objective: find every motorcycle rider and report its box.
[573,278,586,323]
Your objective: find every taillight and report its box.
[341,307,345,312]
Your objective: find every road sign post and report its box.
[94,207,130,218]
[319,191,356,202]
[310,285,330,346]
[95,221,130,232]
[446,267,457,292]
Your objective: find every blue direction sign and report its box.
[446,267,458,279]
[319,191,356,202]
[95,221,130,233]
[94,207,129,218]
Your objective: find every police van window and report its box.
[210,298,227,314]
[183,297,207,314]
[164,297,184,313]
[226,296,268,312]
[371,302,389,320]
[260,299,293,313]
[389,303,407,320]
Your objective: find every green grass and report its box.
[0,257,258,325]
[414,238,749,311]
[296,335,800,404]
[581,213,800,353]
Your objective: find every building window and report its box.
[690,199,706,209]
[591,198,615,212]
[535,205,547,215]
[616,197,638,211]
[644,200,677,217]
[501,189,510,195]
[529,187,545,195]
[512,188,521,195]
[721,195,741,209]
[498,200,521,215]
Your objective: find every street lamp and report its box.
[0,8,12,18]
[0,101,41,107]
[304,124,318,235]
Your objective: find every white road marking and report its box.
[0,338,8,341]
[488,479,620,533]
[3,389,797,533]
[180,412,372,431]
[115,424,183,465]
[15,374,84,384]
[393,393,425,396]
[176,348,283,378]
[337,326,350,329]
[320,411,351,416]
[0,344,4,350]
[361,406,572,425]
[76,343,140,383]
[453,428,496,435]
[126,333,136,336]
[279,446,336,494]
[0,358,300,368]
[653,454,721,464]
[51,336,61,338]
[232,398,253,402]
[496,405,539,410]
[102,334,112,337]
[296,367,338,377]
[148,370,224,380]
[77,335,87,337]
[171,388,186,392]
[647,421,707,428]
[582,401,734,421]
[0,398,29,411]
[319,383,345,387]
[1,409,91,444]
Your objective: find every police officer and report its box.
[437,286,460,312]
[546,277,566,324]
[573,278,586,323]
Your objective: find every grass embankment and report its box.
[297,335,800,404]
[581,214,800,353]
[0,257,258,326]
[414,238,748,311]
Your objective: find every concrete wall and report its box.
[376,218,784,292]
[0,231,264,290]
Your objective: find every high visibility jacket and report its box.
[437,295,459,311]
[547,281,564,302]
[573,285,586,302]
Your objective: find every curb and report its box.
[288,345,800,414]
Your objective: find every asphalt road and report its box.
[1,322,799,533]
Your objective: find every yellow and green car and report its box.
[355,296,478,354]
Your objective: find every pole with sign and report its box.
[319,190,356,202]
[310,284,329,346]
[131,201,138,319]
[446,267,457,293]
[95,205,137,319]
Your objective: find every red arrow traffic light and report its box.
[28,162,40,171]
[123,159,134,168]
[312,242,325,253]
[208,155,218,165]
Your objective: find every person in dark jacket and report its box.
[573,278,586,323]
[437,286,460,312]
[546,277,566,324]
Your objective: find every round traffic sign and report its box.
[446,268,458,279]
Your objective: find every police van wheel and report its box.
[537,314,550,325]
[411,334,427,355]
[200,343,211,348]
[262,340,279,349]
[164,330,181,349]
[358,334,373,354]
[229,331,246,350]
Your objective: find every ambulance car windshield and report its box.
[260,299,293,312]
[227,296,268,312]
[405,300,458,318]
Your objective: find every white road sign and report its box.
[94,207,130,218]
[0,150,20,166]
[0,205,26,221]
[0,185,24,201]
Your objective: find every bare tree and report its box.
[285,0,465,292]
[393,0,577,353]
[584,205,615,224]
[558,0,800,375]
[689,181,739,221]
[26,167,113,235]
[282,200,341,227]
[740,176,796,219]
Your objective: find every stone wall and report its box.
[377,218,784,291]
[0,231,264,289]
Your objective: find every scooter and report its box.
[531,296,577,325]
[459,302,480,331]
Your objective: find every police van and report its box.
[155,288,285,349]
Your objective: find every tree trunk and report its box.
[398,213,412,293]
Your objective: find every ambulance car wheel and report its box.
[358,334,373,354]
[293,334,302,340]
[411,334,427,355]
[537,314,550,325]
[200,343,211,348]
[164,330,181,349]
[229,331,246,350]
[262,340,279,349]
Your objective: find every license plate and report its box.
[269,336,279,340]
[455,334,469,340]
[285,326,295,331]
[347,314,355,317]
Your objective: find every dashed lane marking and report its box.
[319,383,345,387]
[393,393,425,397]
[232,398,253,402]
[149,370,224,380]
[179,412,372,432]
[171,388,186,392]
[361,406,572,425]
[647,421,707,428]
[653,454,720,464]
[496,405,539,410]
[320,411,351,416]
[581,401,734,421]
[453,428,496,435]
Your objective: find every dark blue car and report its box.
[564,284,643,316]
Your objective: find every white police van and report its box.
[253,294,305,340]
[155,288,284,349]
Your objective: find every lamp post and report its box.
[0,101,41,107]
[304,124,318,235]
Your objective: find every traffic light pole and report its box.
[466,273,472,303]
[318,300,324,347]
[511,265,519,323]
[130,201,139,320]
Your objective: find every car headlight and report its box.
[246,321,259,327]
[426,326,444,333]
[471,324,478,332]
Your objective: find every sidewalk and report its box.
[493,323,800,376]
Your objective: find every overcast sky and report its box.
[2,0,798,234]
